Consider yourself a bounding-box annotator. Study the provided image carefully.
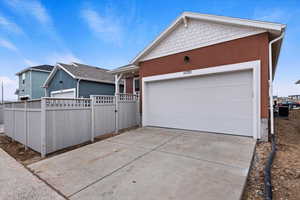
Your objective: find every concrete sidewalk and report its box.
[0,149,64,200]
[29,127,256,200]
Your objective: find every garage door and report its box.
[144,70,253,136]
[51,89,76,98]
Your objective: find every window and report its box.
[133,78,140,94]
[22,73,25,84]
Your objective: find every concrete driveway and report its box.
[29,127,256,200]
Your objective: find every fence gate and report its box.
[91,94,140,138]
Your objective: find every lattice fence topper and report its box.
[93,95,115,105]
[118,93,139,102]
[45,98,91,108]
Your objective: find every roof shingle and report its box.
[58,63,114,83]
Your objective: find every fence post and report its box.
[12,103,15,142]
[91,96,95,142]
[115,94,119,133]
[41,98,46,158]
[24,101,28,150]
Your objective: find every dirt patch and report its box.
[272,110,300,200]
[243,110,300,200]
[0,134,41,165]
[0,126,138,166]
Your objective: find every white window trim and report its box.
[133,77,140,94]
[142,60,261,139]
[50,88,76,98]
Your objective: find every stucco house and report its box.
[111,12,286,141]
[43,62,123,98]
[15,65,54,100]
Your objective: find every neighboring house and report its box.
[43,62,123,98]
[288,95,300,101]
[111,12,286,141]
[15,65,54,100]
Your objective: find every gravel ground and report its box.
[243,110,300,200]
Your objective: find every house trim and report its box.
[43,66,59,88]
[142,60,261,139]
[30,70,32,99]
[57,64,76,79]
[50,88,76,98]
[133,77,140,95]
[16,68,52,75]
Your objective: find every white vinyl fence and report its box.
[0,104,3,124]
[4,94,140,157]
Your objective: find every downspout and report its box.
[268,31,285,135]
[264,31,284,200]
[77,79,81,98]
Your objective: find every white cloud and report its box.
[0,14,23,34]
[23,59,39,66]
[46,52,82,65]
[0,76,18,101]
[81,8,123,45]
[0,38,18,52]
[253,8,290,23]
[4,0,52,26]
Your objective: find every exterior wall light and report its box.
[184,56,190,64]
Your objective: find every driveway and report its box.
[29,127,256,200]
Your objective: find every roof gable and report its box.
[140,18,265,61]
[43,63,115,88]
[132,12,285,64]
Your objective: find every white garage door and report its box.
[144,70,253,136]
[51,89,76,98]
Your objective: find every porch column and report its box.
[115,73,123,134]
[115,74,123,95]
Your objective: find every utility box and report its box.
[278,106,289,117]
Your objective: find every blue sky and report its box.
[0,0,299,100]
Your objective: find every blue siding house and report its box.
[43,62,122,98]
[15,65,54,100]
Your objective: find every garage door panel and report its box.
[51,89,76,98]
[145,70,253,136]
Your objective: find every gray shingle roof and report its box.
[58,63,115,84]
[110,64,139,74]
[31,65,54,72]
[16,65,54,75]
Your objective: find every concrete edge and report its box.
[239,139,258,200]
[0,148,67,200]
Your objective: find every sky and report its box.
[0,0,299,100]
